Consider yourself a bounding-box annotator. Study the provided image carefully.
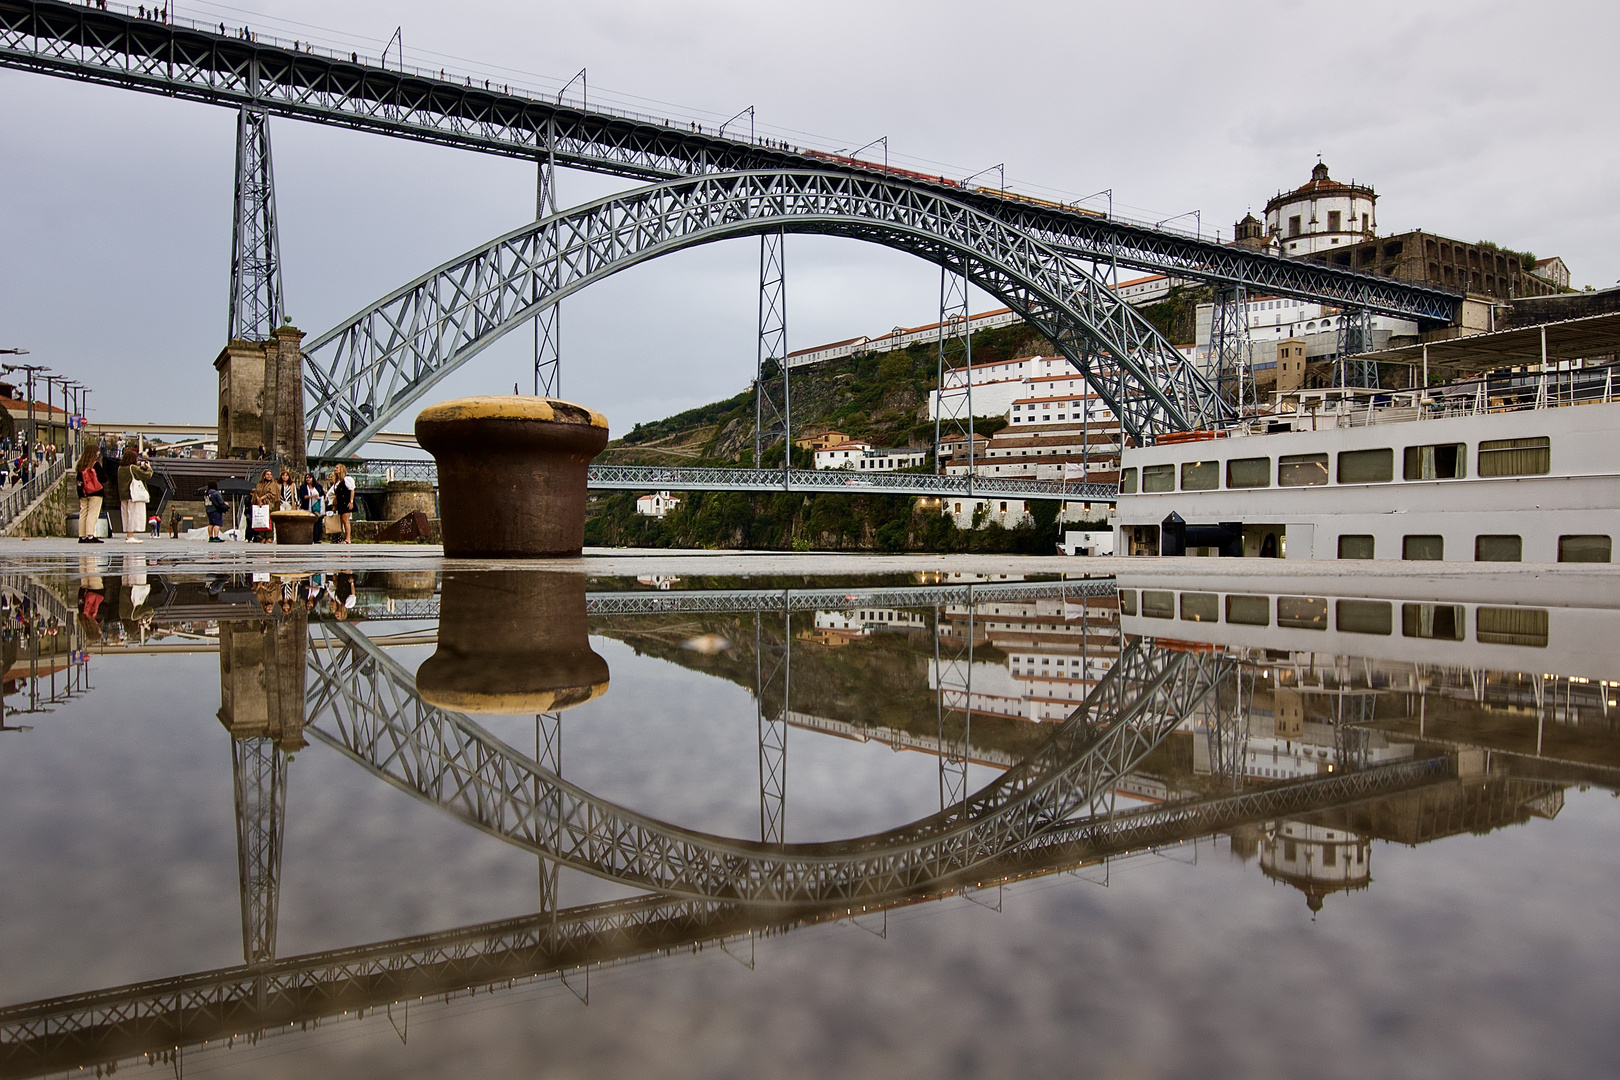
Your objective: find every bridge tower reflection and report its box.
[218,610,307,965]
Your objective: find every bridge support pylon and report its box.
[754,230,790,470]
[532,137,562,397]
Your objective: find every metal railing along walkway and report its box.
[0,456,66,537]
[345,459,1119,503]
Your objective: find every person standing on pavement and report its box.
[204,481,228,542]
[249,469,278,543]
[74,443,108,544]
[116,445,154,544]
[330,463,355,543]
[298,471,325,543]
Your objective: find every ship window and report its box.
[1338,448,1393,484]
[1402,603,1465,640]
[1118,589,1137,616]
[1403,534,1445,561]
[1226,457,1270,488]
[1143,465,1175,493]
[1478,436,1550,477]
[1475,534,1522,562]
[1225,594,1270,626]
[1476,606,1549,648]
[1558,534,1612,563]
[1338,534,1375,559]
[1278,453,1329,487]
[1277,596,1328,630]
[1120,468,1137,494]
[1337,599,1392,635]
[1180,592,1219,622]
[1181,461,1219,490]
[1404,443,1466,480]
[1142,590,1175,618]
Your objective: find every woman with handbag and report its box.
[74,443,108,544]
[116,445,154,545]
[298,471,325,543]
[249,469,277,543]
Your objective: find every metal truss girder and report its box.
[583,463,1119,502]
[302,169,1226,455]
[0,0,1458,322]
[935,264,975,476]
[301,623,1227,906]
[754,230,789,462]
[1209,285,1253,413]
[754,611,789,844]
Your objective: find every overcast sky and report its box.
[3,0,1617,438]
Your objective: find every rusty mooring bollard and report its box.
[416,570,609,713]
[415,396,609,558]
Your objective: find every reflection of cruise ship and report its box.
[1114,380,1619,563]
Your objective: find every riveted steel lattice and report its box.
[228,105,284,341]
[0,0,1459,322]
[301,170,1230,456]
[755,610,789,844]
[1335,308,1378,389]
[532,144,561,397]
[1209,285,1254,414]
[934,264,975,478]
[302,622,1231,906]
[232,737,287,965]
[934,601,973,812]
[754,230,790,466]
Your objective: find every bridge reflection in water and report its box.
[0,569,1595,1079]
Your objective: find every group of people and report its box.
[74,439,355,544]
[244,464,354,544]
[74,441,154,544]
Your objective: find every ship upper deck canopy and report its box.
[1361,311,1620,373]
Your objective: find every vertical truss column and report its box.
[1335,309,1377,389]
[232,737,288,965]
[934,264,975,483]
[1199,665,1252,791]
[532,135,562,397]
[535,712,562,915]
[228,104,284,342]
[754,230,790,470]
[934,596,974,812]
[1209,285,1252,415]
[754,609,789,845]
[1332,694,1375,771]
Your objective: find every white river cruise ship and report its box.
[1114,376,1619,563]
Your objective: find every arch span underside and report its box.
[303,621,1232,906]
[303,170,1228,457]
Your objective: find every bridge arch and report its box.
[304,623,1228,906]
[303,170,1226,457]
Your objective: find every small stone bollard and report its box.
[415,396,609,558]
[270,510,317,545]
[416,570,609,714]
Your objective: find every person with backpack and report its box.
[204,481,228,543]
[74,443,108,544]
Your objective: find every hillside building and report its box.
[812,440,927,471]
[634,491,682,518]
[1265,160,1378,256]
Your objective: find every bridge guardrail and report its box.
[0,456,66,536]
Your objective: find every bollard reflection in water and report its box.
[416,570,609,713]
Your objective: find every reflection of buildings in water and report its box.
[801,607,927,648]
[935,596,1120,722]
[1193,685,1414,783]
[636,574,681,590]
[1259,821,1371,913]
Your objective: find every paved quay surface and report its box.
[0,538,1617,605]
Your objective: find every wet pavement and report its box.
[0,552,1615,1078]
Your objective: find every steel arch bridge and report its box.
[303,621,1230,906]
[305,169,1226,457]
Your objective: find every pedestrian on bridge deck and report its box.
[116,446,153,545]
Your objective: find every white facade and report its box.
[812,441,927,471]
[1191,297,1419,373]
[1265,162,1377,256]
[928,356,1087,420]
[785,308,1023,370]
[635,491,682,518]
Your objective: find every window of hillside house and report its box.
[1227,457,1270,488]
[1475,535,1522,562]
[1181,461,1219,490]
[1328,210,1341,231]
[1336,599,1392,635]
[1288,215,1301,237]
[1143,465,1175,493]
[1278,453,1329,487]
[1338,448,1393,484]
[1478,437,1550,477]
[1404,443,1466,480]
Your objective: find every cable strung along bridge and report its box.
[0,0,1463,480]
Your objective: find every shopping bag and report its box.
[251,504,271,531]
